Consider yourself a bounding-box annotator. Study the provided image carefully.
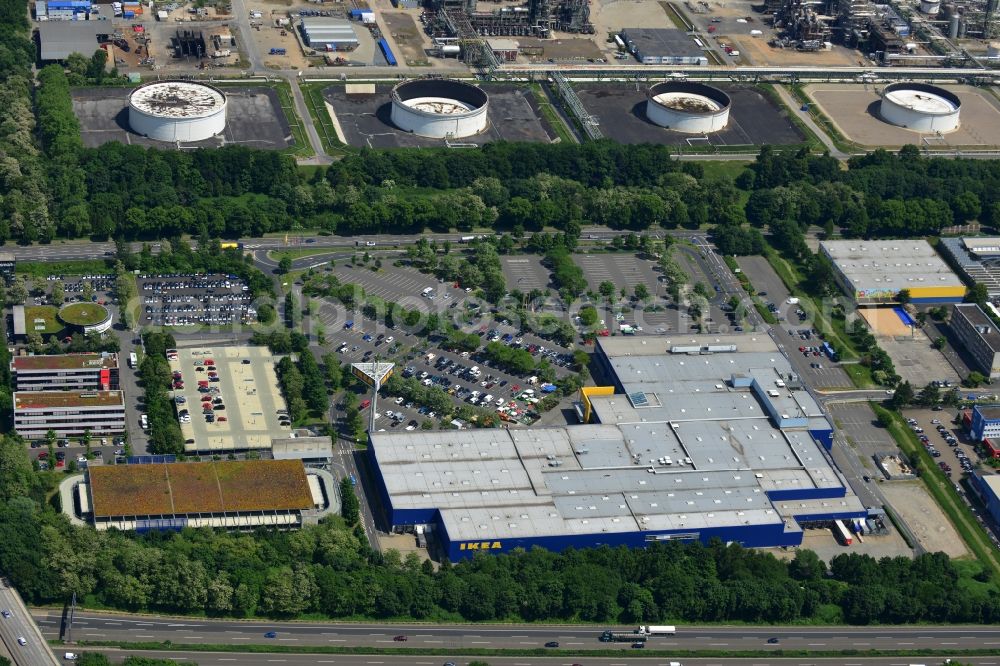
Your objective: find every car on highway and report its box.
[64,653,78,661]
[264,631,277,638]
[545,641,560,648]
[393,635,408,641]
[1,609,10,618]
[16,636,26,646]
[631,641,645,648]
[767,637,780,644]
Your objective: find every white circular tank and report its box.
[390,80,489,139]
[646,82,731,133]
[880,82,961,133]
[919,0,940,14]
[128,80,227,143]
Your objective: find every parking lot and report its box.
[330,263,461,309]
[736,255,853,389]
[501,256,550,293]
[168,345,291,452]
[572,252,661,296]
[139,273,255,328]
[313,293,579,429]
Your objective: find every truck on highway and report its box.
[639,625,676,636]
[599,630,645,643]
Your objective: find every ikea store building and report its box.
[368,334,867,560]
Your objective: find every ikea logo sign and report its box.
[459,541,502,551]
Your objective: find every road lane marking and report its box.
[135,635,155,639]
[182,636,204,640]
[278,638,299,641]
[327,639,345,642]
[84,633,105,637]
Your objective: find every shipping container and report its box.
[378,37,396,65]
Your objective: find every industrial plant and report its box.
[646,82,731,133]
[390,79,490,138]
[426,0,593,68]
[127,80,228,143]
[769,0,1000,62]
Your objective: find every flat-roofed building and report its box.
[13,390,125,439]
[300,17,358,49]
[369,333,864,560]
[12,352,119,391]
[0,252,14,284]
[971,404,1000,443]
[76,460,331,532]
[951,304,1000,379]
[820,239,966,304]
[940,237,1000,298]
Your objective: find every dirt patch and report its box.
[382,12,430,66]
[881,480,969,557]
[727,33,861,66]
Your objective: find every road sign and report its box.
[351,362,394,388]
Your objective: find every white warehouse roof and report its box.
[819,239,964,293]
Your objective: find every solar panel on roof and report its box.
[629,391,649,407]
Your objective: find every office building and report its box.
[951,304,1000,379]
[12,353,119,391]
[13,390,125,439]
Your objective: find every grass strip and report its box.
[71,640,1000,660]
[300,82,349,157]
[530,82,576,144]
[871,402,1000,580]
[273,82,314,159]
[18,260,112,277]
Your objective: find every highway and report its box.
[31,611,1000,653]
[0,582,58,666]
[71,650,994,666]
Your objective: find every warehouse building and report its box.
[38,21,108,61]
[13,390,125,439]
[71,460,334,532]
[820,240,967,304]
[950,304,1000,379]
[939,236,1000,299]
[12,352,119,391]
[620,28,708,65]
[969,472,1000,526]
[299,17,359,50]
[369,334,864,560]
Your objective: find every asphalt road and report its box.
[0,584,58,666]
[74,651,996,666]
[33,612,1000,653]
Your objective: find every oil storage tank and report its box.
[646,81,731,133]
[390,79,489,139]
[128,80,227,142]
[879,82,960,133]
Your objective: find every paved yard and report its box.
[880,480,970,558]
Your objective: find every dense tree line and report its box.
[275,349,328,423]
[139,331,184,454]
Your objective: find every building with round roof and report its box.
[58,303,113,335]
[646,82,731,134]
[390,80,489,139]
[879,83,961,133]
[128,80,228,143]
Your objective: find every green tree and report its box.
[50,282,64,306]
[634,284,650,301]
[82,281,95,302]
[966,283,988,305]
[967,371,986,388]
[932,335,946,350]
[889,381,914,409]
[896,289,911,305]
[340,476,360,524]
[598,281,616,302]
[578,305,599,327]
[278,256,293,274]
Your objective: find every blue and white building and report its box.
[368,334,863,560]
[969,472,1000,526]
[970,404,1000,442]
